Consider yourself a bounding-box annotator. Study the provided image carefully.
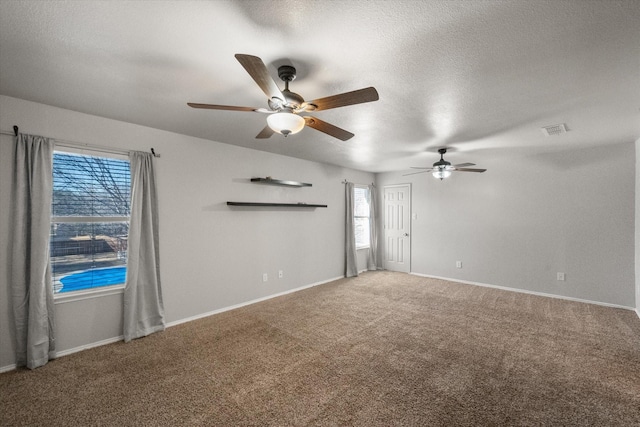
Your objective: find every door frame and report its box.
[382,183,412,273]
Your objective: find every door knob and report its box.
[403,233,409,237]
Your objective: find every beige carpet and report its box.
[2,271,639,426]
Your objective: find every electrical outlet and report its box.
[262,273,268,282]
[456,261,462,269]
[278,270,283,279]
[557,272,565,281]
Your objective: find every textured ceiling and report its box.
[1,0,639,172]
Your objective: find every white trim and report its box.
[2,276,343,372]
[166,275,343,328]
[410,272,636,311]
[0,363,17,373]
[2,273,633,373]
[382,183,412,273]
[54,284,125,304]
[54,335,124,358]
[354,185,371,249]
[54,143,130,159]
[0,335,125,373]
[52,216,129,223]
[383,183,413,189]
[636,308,640,320]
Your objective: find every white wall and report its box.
[0,95,374,369]
[377,144,636,308]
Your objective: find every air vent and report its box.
[541,123,567,137]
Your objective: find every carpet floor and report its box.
[1,271,639,426]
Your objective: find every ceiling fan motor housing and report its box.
[278,65,297,82]
[275,65,305,108]
[283,90,304,107]
[434,148,451,168]
[433,159,451,168]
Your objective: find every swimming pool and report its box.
[59,266,127,293]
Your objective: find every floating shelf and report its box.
[227,202,327,208]
[250,177,312,187]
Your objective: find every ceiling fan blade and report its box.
[304,87,379,111]
[410,166,434,170]
[235,54,285,102]
[256,125,275,139]
[187,103,264,112]
[403,170,430,176]
[454,168,487,173]
[304,117,354,141]
[453,162,475,168]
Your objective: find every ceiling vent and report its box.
[541,123,567,137]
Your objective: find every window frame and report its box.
[50,147,131,301]
[353,185,371,250]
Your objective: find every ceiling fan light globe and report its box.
[432,168,451,180]
[267,112,305,136]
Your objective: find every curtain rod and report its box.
[342,179,375,187]
[0,126,160,158]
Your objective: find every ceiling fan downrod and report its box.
[277,65,304,108]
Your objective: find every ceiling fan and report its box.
[405,148,487,180]
[188,54,379,141]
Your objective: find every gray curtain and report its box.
[345,182,358,277]
[367,184,379,271]
[123,151,165,342]
[10,133,56,369]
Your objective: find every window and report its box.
[50,150,131,294]
[354,186,370,249]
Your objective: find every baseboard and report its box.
[166,275,344,328]
[5,272,632,374]
[0,363,17,373]
[410,272,636,312]
[0,336,125,373]
[0,275,344,373]
[54,335,125,359]
[636,308,640,320]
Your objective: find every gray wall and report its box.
[377,144,636,308]
[0,95,374,370]
[1,94,636,370]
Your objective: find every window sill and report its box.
[54,284,125,304]
[356,246,370,250]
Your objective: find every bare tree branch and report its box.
[53,153,130,217]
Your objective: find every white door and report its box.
[383,184,411,273]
